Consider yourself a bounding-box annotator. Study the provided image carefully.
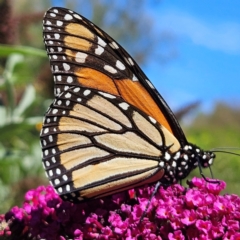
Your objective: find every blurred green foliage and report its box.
[0,46,49,212]
[183,104,240,195]
[0,0,239,215]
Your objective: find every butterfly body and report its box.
[41,7,215,202]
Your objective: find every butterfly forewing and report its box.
[41,7,216,203]
[43,7,186,138]
[40,86,181,201]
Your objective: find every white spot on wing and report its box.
[54,65,59,72]
[95,45,104,55]
[99,92,116,99]
[116,60,126,70]
[49,135,53,142]
[83,90,91,96]
[56,88,61,95]
[128,57,134,66]
[62,175,68,181]
[97,37,107,47]
[65,92,72,98]
[146,80,155,89]
[63,63,70,71]
[54,179,60,185]
[54,33,60,39]
[67,76,73,83]
[64,14,73,20]
[119,102,129,110]
[73,87,80,92]
[66,185,70,192]
[104,65,117,74]
[75,52,88,63]
[159,161,165,167]
[73,14,82,20]
[132,74,138,81]
[44,128,49,134]
[165,152,171,161]
[52,109,58,114]
[109,41,119,49]
[149,116,156,124]
[56,20,63,26]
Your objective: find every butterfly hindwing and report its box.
[40,86,181,202]
[43,7,186,140]
[41,7,217,202]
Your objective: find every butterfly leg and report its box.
[140,181,162,223]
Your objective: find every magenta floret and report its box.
[1,177,240,239]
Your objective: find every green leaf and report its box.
[0,44,47,58]
[0,106,7,126]
[13,85,36,118]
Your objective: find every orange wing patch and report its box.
[65,23,95,41]
[75,68,119,95]
[75,68,172,133]
[115,79,172,133]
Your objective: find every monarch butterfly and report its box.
[40,7,215,203]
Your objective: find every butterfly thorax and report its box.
[162,143,216,184]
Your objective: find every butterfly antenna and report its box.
[210,147,240,157]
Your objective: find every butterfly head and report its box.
[172,143,216,181]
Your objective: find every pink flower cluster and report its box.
[1,177,240,239]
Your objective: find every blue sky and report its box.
[146,0,240,112]
[50,0,240,113]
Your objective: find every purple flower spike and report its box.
[1,177,240,239]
